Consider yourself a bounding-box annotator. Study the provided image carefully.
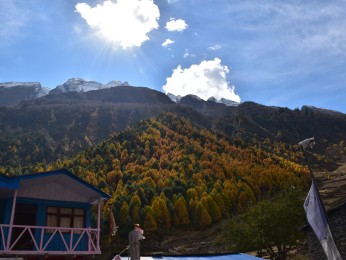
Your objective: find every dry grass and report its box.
[315,163,346,209]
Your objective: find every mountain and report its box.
[222,102,346,146]
[0,82,49,106]
[0,78,131,106]
[219,97,239,106]
[49,78,129,95]
[167,92,240,107]
[0,85,209,168]
[177,94,233,117]
[0,79,239,108]
[31,85,174,106]
[44,113,310,254]
[0,83,346,172]
[1,80,346,256]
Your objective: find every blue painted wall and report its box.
[2,197,92,251]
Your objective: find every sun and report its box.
[75,0,160,50]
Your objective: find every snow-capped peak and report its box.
[208,96,239,106]
[0,82,49,97]
[106,80,129,87]
[58,78,103,92]
[50,78,129,95]
[167,93,239,107]
[167,93,182,103]
[219,98,239,107]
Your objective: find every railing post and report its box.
[97,199,101,252]
[40,227,44,252]
[6,190,17,252]
[69,229,73,252]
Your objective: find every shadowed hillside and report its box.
[25,113,311,255]
[1,86,346,174]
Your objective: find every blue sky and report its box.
[1,0,346,113]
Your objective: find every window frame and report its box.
[46,206,86,233]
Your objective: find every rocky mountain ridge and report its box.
[0,82,345,170]
[0,79,239,107]
[49,78,129,95]
[167,93,240,107]
[0,82,49,106]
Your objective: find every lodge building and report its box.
[0,169,110,258]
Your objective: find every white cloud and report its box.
[75,0,160,49]
[162,38,175,47]
[162,58,240,102]
[0,0,31,48]
[208,44,222,51]
[167,0,180,4]
[165,18,188,32]
[183,49,195,58]
[225,1,346,56]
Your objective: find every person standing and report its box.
[128,224,145,260]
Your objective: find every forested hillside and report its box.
[1,86,346,255]
[19,113,311,252]
[1,86,346,174]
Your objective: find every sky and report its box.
[1,0,346,113]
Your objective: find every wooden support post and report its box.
[97,199,101,252]
[6,190,17,252]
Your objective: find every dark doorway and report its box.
[0,199,6,224]
[12,203,37,250]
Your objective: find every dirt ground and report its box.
[315,163,346,209]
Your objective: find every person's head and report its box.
[134,224,144,233]
[134,224,140,229]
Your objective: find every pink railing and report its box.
[0,224,101,255]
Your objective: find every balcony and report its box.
[0,224,100,255]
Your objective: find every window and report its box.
[46,207,85,233]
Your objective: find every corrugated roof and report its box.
[140,254,261,260]
[0,168,110,204]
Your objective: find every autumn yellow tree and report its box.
[195,202,212,226]
[173,196,190,226]
[143,206,158,232]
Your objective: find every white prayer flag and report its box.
[304,181,342,260]
[299,137,315,150]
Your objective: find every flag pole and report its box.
[299,137,342,260]
[300,143,316,180]
[298,138,327,214]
